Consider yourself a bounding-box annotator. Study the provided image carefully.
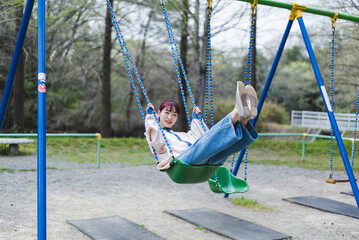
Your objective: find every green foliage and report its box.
[283,45,307,63]
[255,101,289,132]
[268,59,324,112]
[0,145,11,155]
[237,50,271,90]
[212,98,235,124]
[230,196,273,212]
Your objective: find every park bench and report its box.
[0,138,34,155]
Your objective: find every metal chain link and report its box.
[206,9,214,128]
[329,24,335,179]
[235,10,256,179]
[230,9,255,177]
[107,0,174,162]
[351,89,359,168]
[161,1,209,132]
[161,2,192,127]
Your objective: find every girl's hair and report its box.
[159,100,180,115]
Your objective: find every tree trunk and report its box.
[101,0,113,137]
[193,0,202,108]
[197,7,210,111]
[178,0,189,131]
[14,2,25,131]
[125,11,153,135]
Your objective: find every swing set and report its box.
[107,0,250,193]
[107,0,359,203]
[325,21,359,184]
[229,0,359,205]
[2,0,359,238]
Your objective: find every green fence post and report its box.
[302,133,306,161]
[96,133,102,168]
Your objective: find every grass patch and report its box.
[4,135,359,172]
[0,167,58,173]
[230,196,273,212]
[247,138,359,172]
[0,168,16,173]
[16,137,155,166]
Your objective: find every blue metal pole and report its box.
[297,16,359,208]
[225,19,294,198]
[37,0,47,238]
[0,0,35,131]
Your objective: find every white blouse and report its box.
[144,113,208,170]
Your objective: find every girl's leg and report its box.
[178,81,258,166]
[204,120,258,165]
[178,113,258,165]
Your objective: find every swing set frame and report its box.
[1,0,359,239]
[230,0,359,208]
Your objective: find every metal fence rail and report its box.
[291,110,359,131]
[259,132,359,161]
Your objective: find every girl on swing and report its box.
[145,81,259,170]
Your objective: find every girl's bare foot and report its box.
[231,107,248,125]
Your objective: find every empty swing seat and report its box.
[325,177,357,184]
[208,166,249,194]
[161,158,221,184]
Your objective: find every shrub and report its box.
[207,98,289,132]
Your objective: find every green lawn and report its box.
[17,137,155,166]
[6,136,359,173]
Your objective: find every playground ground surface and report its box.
[1,155,359,240]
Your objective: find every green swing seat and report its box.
[161,158,221,184]
[208,166,249,194]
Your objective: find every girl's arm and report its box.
[190,107,209,138]
[145,104,167,154]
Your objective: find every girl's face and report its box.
[158,107,178,129]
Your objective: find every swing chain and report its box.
[244,14,254,86]
[107,0,175,164]
[233,4,256,179]
[329,15,336,179]
[244,148,248,181]
[230,151,237,173]
[161,2,193,128]
[161,1,210,133]
[351,88,359,168]
[206,6,214,128]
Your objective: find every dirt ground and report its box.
[1,155,359,240]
